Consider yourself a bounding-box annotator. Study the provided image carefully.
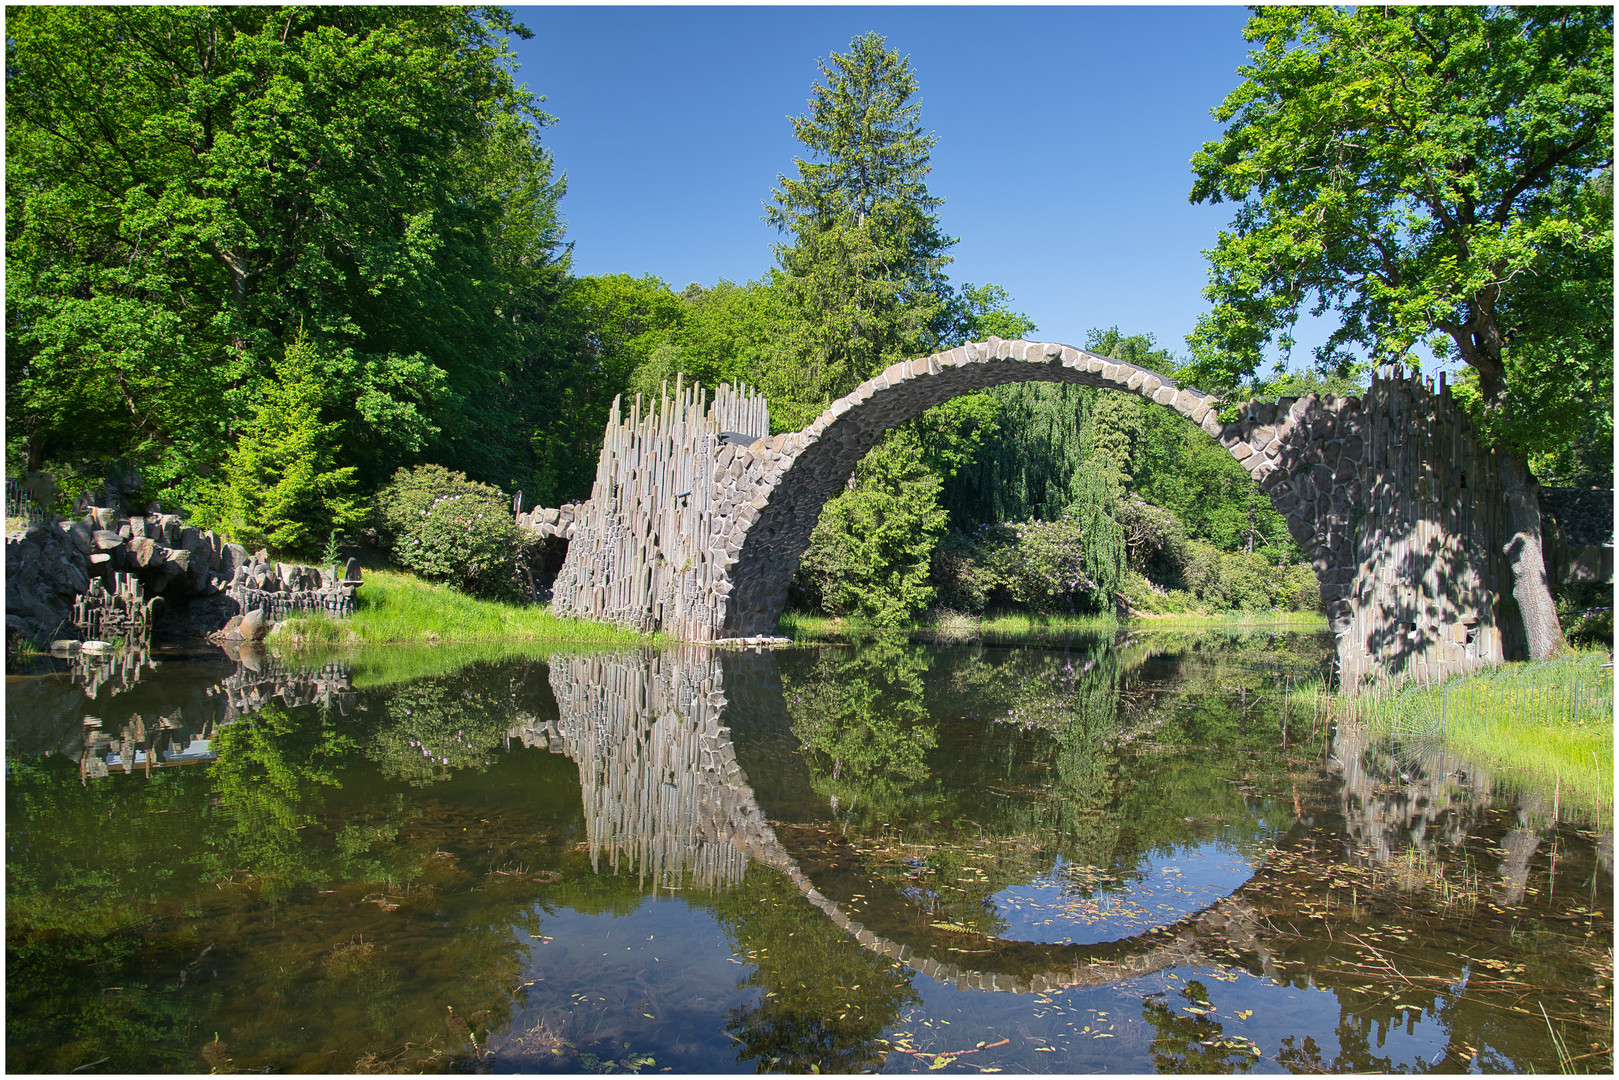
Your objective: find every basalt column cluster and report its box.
[547,379,770,640]
[539,647,787,891]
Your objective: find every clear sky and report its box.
[506,5,1294,365]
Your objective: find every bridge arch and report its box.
[716,339,1231,636]
[548,338,1516,689]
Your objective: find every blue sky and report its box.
[507,5,1288,365]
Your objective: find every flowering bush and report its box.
[990,516,1100,614]
[376,465,534,601]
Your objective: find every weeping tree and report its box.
[1186,6,1613,659]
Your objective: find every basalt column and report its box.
[548,379,770,641]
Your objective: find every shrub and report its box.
[793,431,947,625]
[1116,495,1188,580]
[375,464,479,550]
[993,516,1099,614]
[1119,569,1197,615]
[376,465,533,601]
[929,529,1001,615]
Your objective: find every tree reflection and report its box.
[783,638,938,826]
[709,866,920,1073]
[208,703,356,895]
[1141,980,1260,1073]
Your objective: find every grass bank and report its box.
[1336,651,1613,823]
[274,569,648,647]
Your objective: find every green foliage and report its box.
[377,466,532,601]
[793,430,947,625]
[375,464,484,550]
[1180,541,1320,613]
[369,676,508,786]
[306,568,646,646]
[942,329,1163,530]
[194,332,365,555]
[942,281,1039,344]
[1117,494,1190,578]
[991,517,1101,614]
[1186,5,1612,427]
[782,639,938,825]
[768,32,956,407]
[207,704,357,890]
[6,5,569,503]
[1133,405,1291,554]
[956,473,1124,617]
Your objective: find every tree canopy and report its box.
[6,5,569,503]
[1186,5,1612,657]
[768,32,957,408]
[1187,5,1612,403]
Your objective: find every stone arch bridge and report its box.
[534,338,1522,689]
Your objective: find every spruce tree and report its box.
[767,32,956,406]
[198,331,364,555]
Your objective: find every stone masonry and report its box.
[539,338,1525,690]
[6,504,359,646]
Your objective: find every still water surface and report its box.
[6,630,1612,1073]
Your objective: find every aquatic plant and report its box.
[1342,652,1614,823]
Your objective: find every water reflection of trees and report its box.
[6,637,1609,1074]
[781,639,939,826]
[776,636,1303,937]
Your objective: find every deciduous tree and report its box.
[6,6,567,506]
[1186,6,1612,658]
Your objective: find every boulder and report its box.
[156,514,184,546]
[343,557,363,584]
[127,536,158,568]
[220,543,249,579]
[92,530,124,551]
[237,606,268,642]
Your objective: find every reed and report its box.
[1343,651,1613,823]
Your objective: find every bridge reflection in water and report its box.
[16,638,1605,1026]
[532,646,1285,996]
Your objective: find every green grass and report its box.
[1126,610,1327,629]
[1340,651,1613,824]
[273,569,648,648]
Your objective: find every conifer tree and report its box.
[767,32,956,406]
[198,331,364,555]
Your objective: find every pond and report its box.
[6,630,1612,1073]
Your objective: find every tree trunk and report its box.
[1449,316,1565,662]
[1497,448,1564,660]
